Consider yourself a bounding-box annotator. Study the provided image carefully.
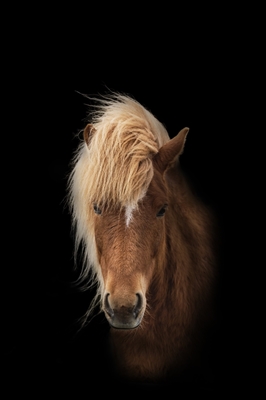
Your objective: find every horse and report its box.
[67,93,218,385]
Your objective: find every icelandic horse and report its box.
[67,93,218,384]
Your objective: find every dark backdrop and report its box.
[4,56,256,395]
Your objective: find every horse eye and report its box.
[156,204,168,217]
[93,204,102,215]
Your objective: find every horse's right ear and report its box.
[83,123,96,146]
[153,127,189,173]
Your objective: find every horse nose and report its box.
[103,293,143,329]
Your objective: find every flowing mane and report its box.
[68,93,170,299]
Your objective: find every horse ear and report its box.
[83,123,96,146]
[153,127,189,173]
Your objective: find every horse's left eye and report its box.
[157,204,168,217]
[93,204,102,215]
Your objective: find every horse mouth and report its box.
[104,310,144,330]
[108,319,142,330]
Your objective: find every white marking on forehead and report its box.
[125,205,136,227]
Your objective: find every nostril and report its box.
[133,293,143,319]
[104,293,114,318]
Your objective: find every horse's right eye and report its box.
[156,204,168,217]
[93,204,102,215]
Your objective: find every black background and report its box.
[4,16,260,395]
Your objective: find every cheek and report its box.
[97,255,108,281]
[134,219,165,261]
[94,218,105,257]
[151,220,165,255]
[94,228,109,280]
[94,218,120,267]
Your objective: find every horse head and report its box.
[85,124,189,329]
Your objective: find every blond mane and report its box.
[67,93,170,310]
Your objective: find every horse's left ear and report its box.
[153,127,189,173]
[83,123,96,146]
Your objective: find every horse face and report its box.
[93,170,168,329]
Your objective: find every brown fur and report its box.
[68,93,218,383]
[98,164,217,382]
